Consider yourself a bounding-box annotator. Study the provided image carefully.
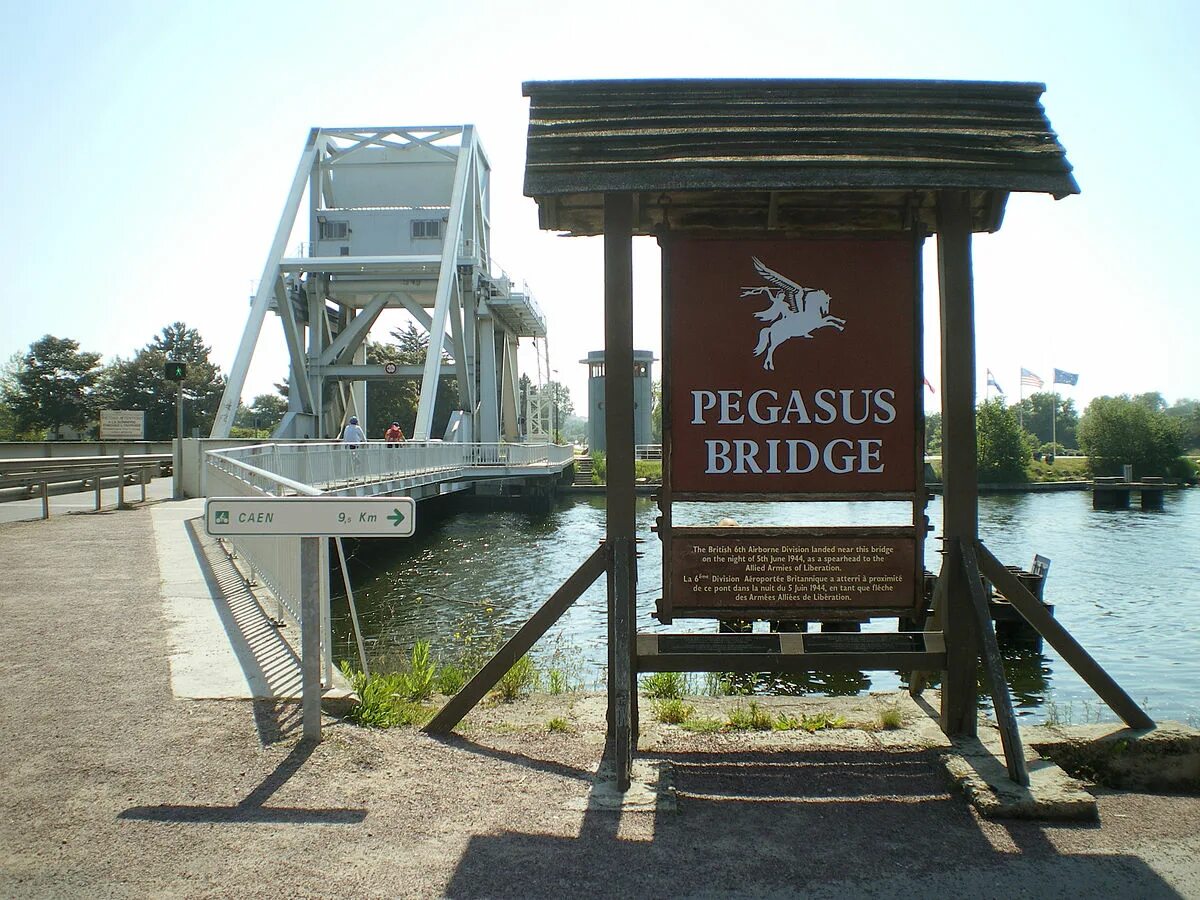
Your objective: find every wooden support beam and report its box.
[936,190,980,736]
[960,540,1029,786]
[423,544,608,735]
[975,541,1155,731]
[604,191,637,792]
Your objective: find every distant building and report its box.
[581,350,655,452]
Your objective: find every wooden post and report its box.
[604,192,637,791]
[960,540,1029,786]
[936,190,980,736]
[300,536,322,741]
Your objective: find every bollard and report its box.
[117,450,126,509]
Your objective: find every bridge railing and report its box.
[202,439,574,657]
[209,440,574,491]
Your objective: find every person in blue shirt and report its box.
[342,416,366,448]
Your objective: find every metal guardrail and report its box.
[0,460,160,518]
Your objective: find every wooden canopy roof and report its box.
[522,79,1078,236]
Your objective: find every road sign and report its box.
[164,361,188,381]
[383,362,398,375]
[204,496,416,537]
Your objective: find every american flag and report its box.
[1020,368,1043,390]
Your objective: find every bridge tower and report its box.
[211,126,546,442]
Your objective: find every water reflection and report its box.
[332,489,1200,724]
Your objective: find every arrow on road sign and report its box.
[388,508,406,527]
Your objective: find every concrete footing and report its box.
[942,731,1097,821]
[1027,721,1200,793]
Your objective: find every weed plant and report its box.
[496,654,537,702]
[547,716,572,733]
[878,706,904,730]
[642,671,687,700]
[727,701,775,731]
[654,698,696,725]
[339,661,434,728]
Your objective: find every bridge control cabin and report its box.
[213,126,548,444]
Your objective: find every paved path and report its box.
[1,494,1198,898]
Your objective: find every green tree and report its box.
[1165,398,1200,453]
[97,323,226,440]
[976,398,1031,483]
[1078,394,1183,478]
[924,411,942,456]
[1011,392,1077,449]
[233,393,289,436]
[2,336,103,439]
[365,324,460,439]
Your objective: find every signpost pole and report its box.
[117,449,126,509]
[604,191,637,791]
[936,190,981,736]
[300,536,322,740]
[174,380,184,500]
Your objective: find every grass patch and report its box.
[679,716,724,734]
[654,698,696,725]
[641,671,687,700]
[634,460,662,482]
[546,716,573,733]
[1027,456,1089,483]
[878,705,904,730]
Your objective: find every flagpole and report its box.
[1052,390,1057,453]
[1019,377,1024,430]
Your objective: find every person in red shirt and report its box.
[384,421,405,447]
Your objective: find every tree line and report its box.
[0,322,583,444]
[926,391,1200,483]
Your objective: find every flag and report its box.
[1054,368,1079,386]
[923,376,935,393]
[1020,368,1043,390]
[986,369,1004,394]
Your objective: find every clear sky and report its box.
[3,0,1198,418]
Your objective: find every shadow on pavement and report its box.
[118,740,366,825]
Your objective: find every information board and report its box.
[668,527,918,616]
[99,409,145,441]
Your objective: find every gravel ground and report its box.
[1,500,1198,898]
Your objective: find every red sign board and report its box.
[666,238,918,494]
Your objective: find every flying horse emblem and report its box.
[741,257,846,371]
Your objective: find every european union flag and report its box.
[1053,369,1078,386]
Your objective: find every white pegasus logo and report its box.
[741,257,846,371]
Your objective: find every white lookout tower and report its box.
[211,126,546,441]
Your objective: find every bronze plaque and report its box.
[666,238,917,494]
[671,534,916,612]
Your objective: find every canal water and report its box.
[333,489,1200,724]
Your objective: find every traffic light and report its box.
[164,361,188,381]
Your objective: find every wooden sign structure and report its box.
[520,78,1152,791]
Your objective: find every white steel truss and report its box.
[211,126,546,441]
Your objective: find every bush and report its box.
[590,451,606,484]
